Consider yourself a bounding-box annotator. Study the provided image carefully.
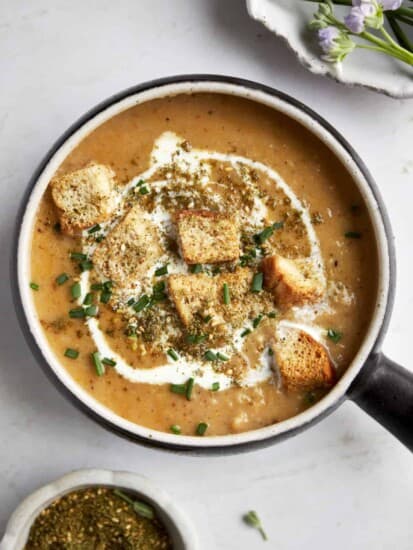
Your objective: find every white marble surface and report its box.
[0,1,412,548]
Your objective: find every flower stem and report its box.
[359,30,413,65]
[386,13,413,53]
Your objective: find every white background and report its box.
[1,1,412,548]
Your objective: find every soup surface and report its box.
[30,93,378,436]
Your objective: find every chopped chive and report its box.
[55,273,69,285]
[241,328,251,338]
[267,311,277,319]
[30,282,39,291]
[71,282,81,299]
[167,348,179,361]
[103,280,113,290]
[100,290,112,304]
[64,348,79,359]
[268,347,274,356]
[243,510,267,541]
[204,350,217,361]
[254,221,283,245]
[69,308,86,318]
[155,265,168,276]
[196,422,208,436]
[91,283,103,291]
[83,292,93,306]
[251,272,263,293]
[186,333,207,345]
[135,179,145,187]
[190,264,203,274]
[327,328,342,343]
[134,294,150,312]
[70,252,87,261]
[170,424,182,435]
[186,377,195,400]
[138,186,150,195]
[127,297,136,306]
[216,352,229,361]
[252,314,263,328]
[79,259,93,272]
[132,501,155,520]
[102,357,116,367]
[223,283,230,305]
[211,382,220,391]
[153,281,165,293]
[95,235,105,243]
[91,351,105,376]
[85,304,98,317]
[345,231,362,239]
[88,224,101,234]
[170,383,186,395]
[203,315,212,323]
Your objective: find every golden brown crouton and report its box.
[93,205,162,288]
[176,209,240,264]
[51,163,118,235]
[273,328,335,391]
[168,268,256,329]
[168,273,217,326]
[262,255,323,309]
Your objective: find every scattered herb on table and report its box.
[243,510,268,541]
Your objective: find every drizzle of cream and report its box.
[80,132,329,390]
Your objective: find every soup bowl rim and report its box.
[12,74,395,452]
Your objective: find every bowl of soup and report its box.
[13,75,413,452]
[0,469,198,549]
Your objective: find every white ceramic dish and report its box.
[246,0,413,98]
[0,469,198,550]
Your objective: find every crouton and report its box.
[273,327,335,391]
[176,209,240,264]
[51,163,118,235]
[261,255,323,308]
[168,268,255,329]
[168,273,217,326]
[93,205,162,288]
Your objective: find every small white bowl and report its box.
[0,469,199,550]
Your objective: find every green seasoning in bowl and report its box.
[24,486,173,549]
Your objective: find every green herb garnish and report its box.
[70,252,87,261]
[69,308,86,318]
[186,377,195,400]
[251,272,263,293]
[327,328,342,343]
[134,294,150,312]
[71,282,81,299]
[83,292,93,306]
[139,186,150,195]
[85,305,98,317]
[243,510,267,541]
[216,352,229,361]
[267,311,277,319]
[211,382,220,391]
[185,333,207,345]
[170,383,187,395]
[167,348,179,361]
[91,283,103,291]
[190,264,203,274]
[252,314,263,328]
[79,259,93,272]
[113,489,155,519]
[204,350,217,361]
[30,282,39,291]
[223,283,230,305]
[170,424,182,435]
[241,328,251,337]
[100,290,112,304]
[91,351,105,376]
[254,221,283,245]
[196,422,208,436]
[344,231,362,239]
[102,357,116,367]
[56,273,69,285]
[64,348,79,359]
[155,264,168,276]
[88,224,101,234]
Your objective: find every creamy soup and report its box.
[30,93,378,436]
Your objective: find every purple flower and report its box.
[345,7,366,33]
[380,0,402,9]
[318,26,340,53]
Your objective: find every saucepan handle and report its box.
[348,353,413,452]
